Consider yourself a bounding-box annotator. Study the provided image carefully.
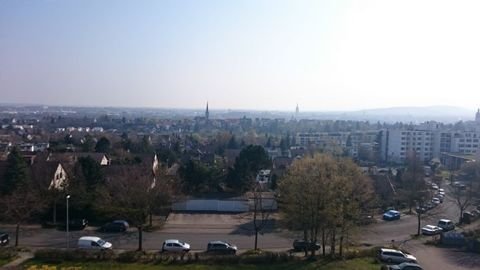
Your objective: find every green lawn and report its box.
[0,258,9,266]
[24,258,380,270]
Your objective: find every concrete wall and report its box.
[172,198,278,212]
[172,199,250,212]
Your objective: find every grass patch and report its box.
[23,257,380,270]
[0,258,10,266]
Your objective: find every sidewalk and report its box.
[3,251,34,269]
[0,224,43,229]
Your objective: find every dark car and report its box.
[462,212,474,224]
[383,210,401,221]
[100,220,129,233]
[206,241,237,255]
[292,240,321,252]
[386,262,424,270]
[0,232,9,246]
[58,218,88,231]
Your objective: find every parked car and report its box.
[162,239,191,253]
[386,262,424,270]
[421,225,443,235]
[292,240,321,252]
[100,220,129,233]
[453,182,467,190]
[0,232,9,246]
[438,188,445,193]
[77,236,112,250]
[383,210,401,221]
[462,212,475,224]
[415,206,427,214]
[438,219,455,231]
[206,241,237,254]
[432,197,441,205]
[425,202,435,210]
[58,218,88,231]
[378,248,417,264]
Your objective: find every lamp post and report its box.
[66,194,70,249]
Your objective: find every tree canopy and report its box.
[227,145,271,193]
[278,154,373,257]
[95,137,111,153]
[1,148,30,194]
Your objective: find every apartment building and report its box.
[382,129,480,164]
[383,129,434,163]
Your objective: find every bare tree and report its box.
[105,165,173,251]
[279,154,373,258]
[399,152,427,214]
[453,185,473,224]
[0,187,45,247]
[250,183,275,250]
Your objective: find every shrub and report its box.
[34,249,115,263]
[117,251,143,263]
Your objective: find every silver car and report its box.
[379,248,417,264]
[162,239,191,253]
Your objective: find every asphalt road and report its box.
[1,180,479,269]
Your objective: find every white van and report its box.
[77,236,112,250]
[438,219,455,231]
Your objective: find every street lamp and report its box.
[66,194,70,249]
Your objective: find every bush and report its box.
[34,249,115,263]
[117,251,143,263]
[33,249,297,265]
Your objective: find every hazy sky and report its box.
[1,0,480,111]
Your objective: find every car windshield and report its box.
[97,239,106,246]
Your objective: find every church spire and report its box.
[205,102,209,120]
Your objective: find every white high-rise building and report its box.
[383,130,434,163]
[381,128,480,164]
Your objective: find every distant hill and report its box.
[354,106,472,117]
[0,104,475,123]
[320,106,475,123]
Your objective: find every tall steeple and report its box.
[476,108,480,123]
[205,102,210,120]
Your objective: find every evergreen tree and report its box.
[227,145,271,192]
[78,156,104,191]
[227,135,239,149]
[95,137,111,153]
[1,148,30,194]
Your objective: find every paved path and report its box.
[3,252,34,269]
